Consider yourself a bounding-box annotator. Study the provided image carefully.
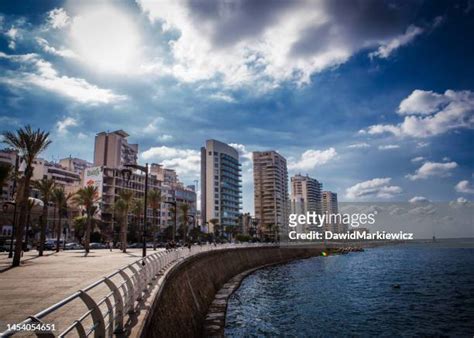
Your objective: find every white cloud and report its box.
[69,4,142,73]
[363,89,474,138]
[406,161,458,180]
[36,38,76,58]
[47,8,70,29]
[416,141,430,148]
[209,92,236,103]
[137,1,430,87]
[229,143,253,162]
[346,177,402,199]
[5,27,19,49]
[143,117,164,134]
[288,147,337,171]
[411,156,425,163]
[347,142,370,149]
[0,52,126,104]
[56,117,78,135]
[158,134,173,142]
[141,146,200,179]
[398,89,449,115]
[409,196,430,204]
[370,25,423,59]
[378,144,399,150]
[455,180,474,194]
[450,197,469,207]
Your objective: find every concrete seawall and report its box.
[140,246,324,338]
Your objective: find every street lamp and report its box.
[121,163,148,265]
[164,200,177,242]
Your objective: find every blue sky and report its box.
[0,0,473,214]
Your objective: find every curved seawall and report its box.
[140,246,324,338]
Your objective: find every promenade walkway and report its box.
[0,248,163,333]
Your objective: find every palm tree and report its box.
[52,188,66,252]
[2,126,51,267]
[132,198,144,243]
[179,203,190,243]
[62,192,74,249]
[147,189,161,249]
[73,186,99,253]
[115,190,133,252]
[33,178,56,256]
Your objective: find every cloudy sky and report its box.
[0,0,473,214]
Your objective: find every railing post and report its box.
[77,290,105,338]
[103,277,124,334]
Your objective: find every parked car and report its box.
[89,242,106,249]
[65,243,84,250]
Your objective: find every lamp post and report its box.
[121,163,149,265]
[164,200,177,242]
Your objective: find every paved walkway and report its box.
[0,248,164,333]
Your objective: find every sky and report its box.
[0,0,473,216]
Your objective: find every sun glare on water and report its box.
[70,5,141,73]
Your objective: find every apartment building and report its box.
[253,150,289,239]
[290,174,323,231]
[32,158,82,195]
[93,130,138,168]
[0,149,17,202]
[201,140,241,234]
[322,191,347,233]
[59,156,93,176]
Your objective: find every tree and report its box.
[147,189,161,250]
[2,126,51,267]
[179,203,190,243]
[131,198,144,243]
[52,188,66,252]
[209,218,220,239]
[73,186,99,253]
[114,190,133,252]
[33,178,56,256]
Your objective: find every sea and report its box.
[225,239,474,337]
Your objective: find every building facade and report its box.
[32,158,82,195]
[322,191,347,233]
[59,157,93,176]
[93,130,138,168]
[290,174,322,214]
[290,174,323,230]
[253,150,289,238]
[0,149,17,202]
[201,140,241,234]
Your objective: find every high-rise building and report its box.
[93,130,138,168]
[253,150,289,238]
[59,156,93,176]
[322,191,346,233]
[322,191,338,214]
[201,140,241,234]
[290,174,322,231]
[290,174,323,214]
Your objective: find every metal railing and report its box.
[0,243,273,338]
